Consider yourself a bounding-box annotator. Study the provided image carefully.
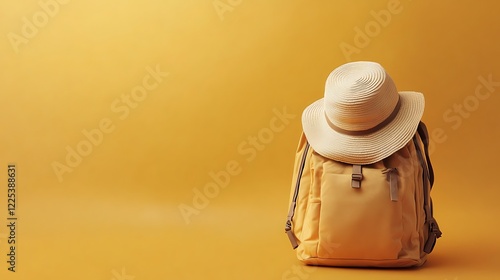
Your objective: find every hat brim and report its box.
[301,91,425,165]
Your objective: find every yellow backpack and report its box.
[284,122,442,267]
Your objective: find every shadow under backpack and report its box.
[284,122,442,267]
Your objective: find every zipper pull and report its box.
[285,220,299,249]
[382,168,399,202]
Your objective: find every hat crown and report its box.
[324,61,399,132]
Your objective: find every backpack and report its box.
[284,122,442,267]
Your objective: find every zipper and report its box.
[285,142,310,249]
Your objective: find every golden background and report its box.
[1,0,499,279]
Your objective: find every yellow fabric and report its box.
[288,132,433,267]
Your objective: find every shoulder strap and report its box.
[416,122,434,187]
[285,142,310,249]
[413,122,442,253]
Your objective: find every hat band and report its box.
[325,97,401,136]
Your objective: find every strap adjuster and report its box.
[351,165,363,189]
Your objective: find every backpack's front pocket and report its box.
[317,166,403,260]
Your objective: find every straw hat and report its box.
[302,61,424,164]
